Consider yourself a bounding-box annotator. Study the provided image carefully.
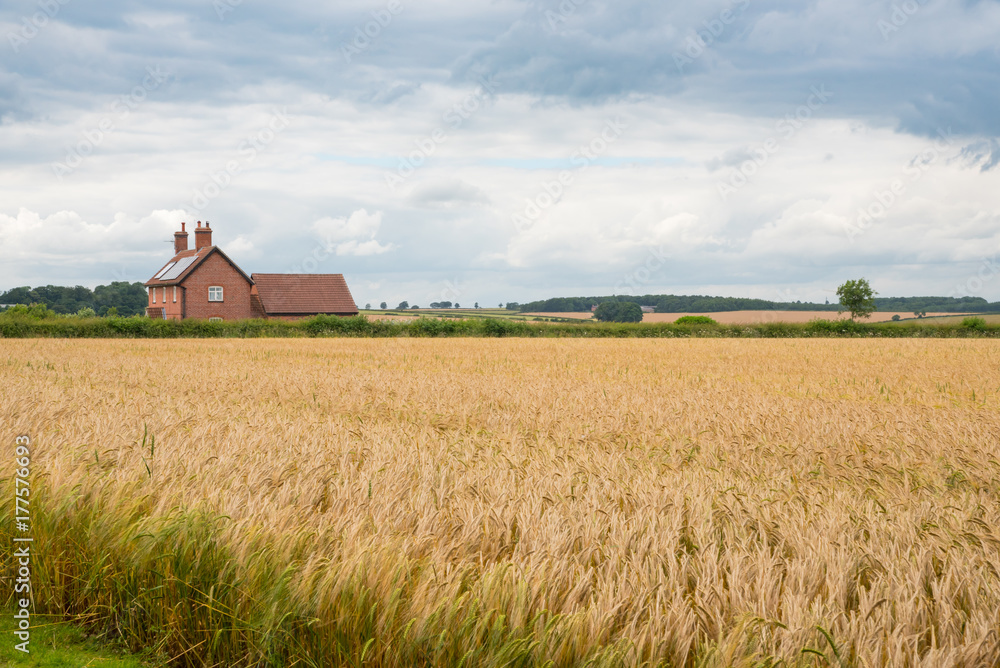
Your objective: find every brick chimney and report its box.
[174,222,189,254]
[194,221,212,250]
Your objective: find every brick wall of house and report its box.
[179,252,256,320]
[148,285,185,320]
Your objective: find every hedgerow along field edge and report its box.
[2,313,1000,338]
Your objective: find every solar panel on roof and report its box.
[159,255,198,280]
[154,261,177,279]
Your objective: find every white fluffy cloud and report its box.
[0,209,181,256]
[313,210,395,256]
[0,208,188,285]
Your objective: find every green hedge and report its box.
[1,314,999,338]
[674,316,718,325]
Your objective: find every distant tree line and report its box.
[0,282,149,316]
[5,283,997,319]
[514,294,999,314]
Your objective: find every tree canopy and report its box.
[837,278,878,320]
[0,282,148,316]
[593,301,643,323]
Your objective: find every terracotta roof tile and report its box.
[251,274,358,315]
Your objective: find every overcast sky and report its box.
[3,0,1000,307]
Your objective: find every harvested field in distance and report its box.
[912,313,1000,326]
[363,312,420,322]
[3,339,1000,667]
[527,310,969,324]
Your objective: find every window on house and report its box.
[209,317,223,323]
[173,286,177,303]
[208,286,224,302]
[151,287,156,303]
[162,287,167,303]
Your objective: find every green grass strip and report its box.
[0,613,163,667]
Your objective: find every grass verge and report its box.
[0,613,163,667]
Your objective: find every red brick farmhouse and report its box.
[144,222,358,320]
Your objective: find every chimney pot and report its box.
[174,222,190,254]
[194,220,213,250]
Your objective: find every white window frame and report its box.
[208,286,224,302]
[173,286,177,303]
[151,287,156,304]
[162,287,167,303]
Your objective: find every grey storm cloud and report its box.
[4,0,999,135]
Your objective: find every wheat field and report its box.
[2,338,999,667]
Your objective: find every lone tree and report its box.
[836,278,877,320]
[593,301,644,323]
